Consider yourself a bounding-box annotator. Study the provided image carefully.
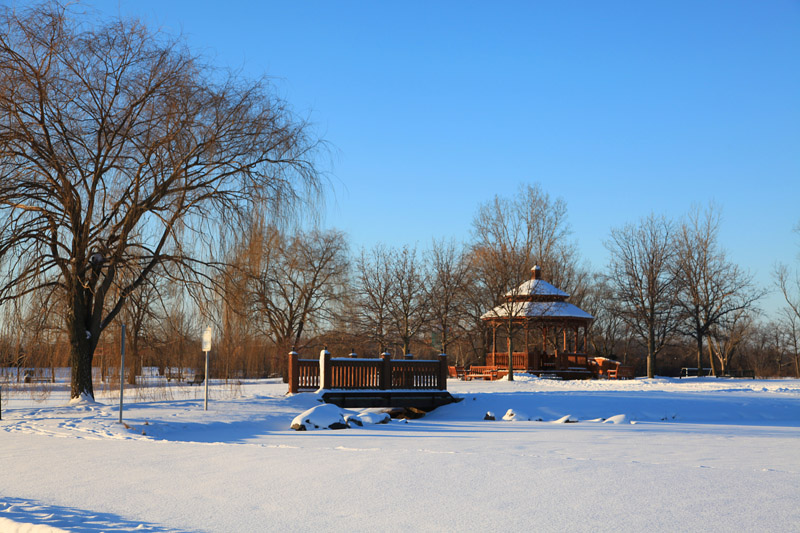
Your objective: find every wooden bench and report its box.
[465,366,494,380]
[617,365,635,379]
[606,365,635,380]
[187,373,205,386]
[464,366,508,381]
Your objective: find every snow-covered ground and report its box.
[2,375,799,532]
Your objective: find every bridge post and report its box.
[288,349,299,394]
[320,347,332,390]
[439,353,448,390]
[380,352,392,390]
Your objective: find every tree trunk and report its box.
[696,334,703,375]
[71,344,94,399]
[69,298,98,399]
[506,317,514,381]
[647,325,655,379]
[707,342,717,377]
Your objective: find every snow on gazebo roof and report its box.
[506,278,569,299]
[481,301,594,321]
[481,265,594,322]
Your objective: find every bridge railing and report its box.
[288,350,448,394]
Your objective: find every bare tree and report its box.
[471,183,581,380]
[386,245,429,356]
[582,274,631,362]
[353,245,395,354]
[0,3,322,398]
[777,308,800,378]
[740,320,784,378]
[774,221,800,377]
[426,239,474,358]
[152,294,196,381]
[118,272,165,384]
[250,225,349,354]
[605,213,680,378]
[673,205,763,376]
[707,307,755,375]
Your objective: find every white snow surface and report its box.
[2,375,800,532]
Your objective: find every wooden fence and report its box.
[288,351,449,394]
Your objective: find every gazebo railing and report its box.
[486,350,589,371]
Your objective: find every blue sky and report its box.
[88,1,799,315]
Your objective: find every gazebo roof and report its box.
[481,265,594,323]
[481,301,593,320]
[506,278,569,299]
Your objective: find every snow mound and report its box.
[603,414,629,424]
[291,404,347,431]
[502,409,530,421]
[348,411,391,425]
[68,393,101,407]
[552,414,579,423]
[291,404,391,430]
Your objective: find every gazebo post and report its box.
[542,326,548,367]
[582,326,587,352]
[523,323,530,369]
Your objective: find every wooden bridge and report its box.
[288,350,456,409]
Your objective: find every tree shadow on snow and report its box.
[0,497,189,532]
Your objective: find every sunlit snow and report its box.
[2,375,799,532]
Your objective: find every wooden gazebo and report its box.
[481,265,594,379]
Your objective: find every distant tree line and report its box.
[2,182,799,384]
[1,3,798,397]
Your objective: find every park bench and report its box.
[721,370,756,379]
[464,366,507,381]
[679,367,712,378]
[465,366,495,380]
[165,369,183,382]
[188,373,205,386]
[448,366,466,379]
[607,365,635,380]
[539,373,562,380]
[22,371,53,383]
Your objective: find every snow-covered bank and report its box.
[2,377,799,532]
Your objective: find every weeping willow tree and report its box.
[0,2,323,398]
